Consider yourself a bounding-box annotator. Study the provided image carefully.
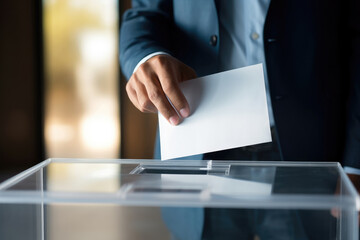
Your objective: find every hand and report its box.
[126,55,197,125]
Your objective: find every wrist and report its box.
[133,52,170,74]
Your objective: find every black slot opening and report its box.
[139,169,208,175]
[131,187,202,193]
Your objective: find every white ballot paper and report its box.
[159,64,272,160]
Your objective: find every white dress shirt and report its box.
[217,0,274,126]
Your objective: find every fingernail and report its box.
[169,116,179,126]
[180,108,190,118]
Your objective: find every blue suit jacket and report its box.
[120,0,360,238]
[120,0,360,167]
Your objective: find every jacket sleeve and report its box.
[120,0,174,79]
[343,0,360,168]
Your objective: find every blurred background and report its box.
[0,0,158,182]
[0,1,167,239]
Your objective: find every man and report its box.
[120,0,360,239]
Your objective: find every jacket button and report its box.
[209,35,217,46]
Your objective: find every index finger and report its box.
[143,76,181,125]
[157,68,190,118]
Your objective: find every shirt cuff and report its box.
[344,166,360,175]
[133,51,170,74]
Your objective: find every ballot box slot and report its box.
[130,187,202,194]
[129,164,230,175]
[136,168,207,175]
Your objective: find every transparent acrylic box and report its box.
[0,158,358,240]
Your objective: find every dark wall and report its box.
[0,1,43,180]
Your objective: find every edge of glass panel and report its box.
[0,190,356,210]
[0,159,51,190]
[49,158,342,167]
[336,163,360,210]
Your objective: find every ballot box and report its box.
[0,159,358,240]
